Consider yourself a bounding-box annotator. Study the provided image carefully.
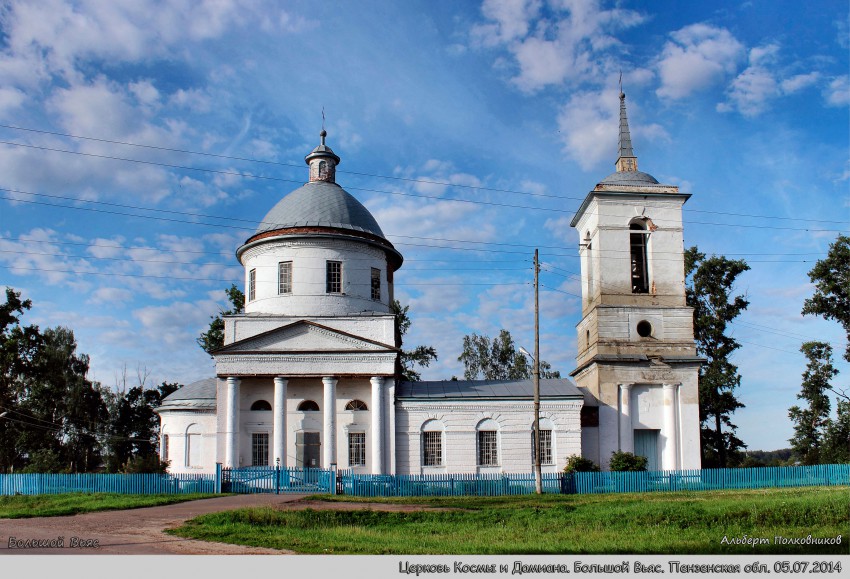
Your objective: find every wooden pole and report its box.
[534,249,542,494]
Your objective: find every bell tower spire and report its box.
[615,90,638,173]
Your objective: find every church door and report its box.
[296,432,321,468]
[633,429,659,471]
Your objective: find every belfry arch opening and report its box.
[629,221,649,294]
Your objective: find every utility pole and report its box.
[533,248,542,494]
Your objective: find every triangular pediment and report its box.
[214,320,396,355]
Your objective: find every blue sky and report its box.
[0,0,847,452]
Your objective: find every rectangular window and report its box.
[161,434,169,462]
[252,433,269,466]
[477,431,498,466]
[348,432,366,467]
[326,260,342,293]
[371,267,381,301]
[422,431,442,466]
[531,429,553,466]
[248,268,256,301]
[278,261,292,294]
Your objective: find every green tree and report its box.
[458,329,560,381]
[788,342,836,465]
[821,400,850,464]
[563,454,599,473]
[802,234,850,362]
[685,247,750,468]
[197,284,245,354]
[391,300,437,381]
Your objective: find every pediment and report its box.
[215,320,396,354]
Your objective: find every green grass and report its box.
[169,486,850,554]
[0,492,223,518]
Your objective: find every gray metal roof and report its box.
[396,379,582,400]
[156,377,217,412]
[598,169,660,185]
[254,181,386,239]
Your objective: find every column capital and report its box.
[618,383,633,392]
[662,382,679,391]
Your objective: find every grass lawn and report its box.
[0,492,223,518]
[169,486,850,554]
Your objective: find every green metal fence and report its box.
[0,472,216,495]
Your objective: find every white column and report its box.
[662,383,679,471]
[618,383,634,453]
[225,377,240,468]
[273,376,288,467]
[370,376,385,474]
[322,376,337,468]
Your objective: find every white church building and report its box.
[156,94,702,476]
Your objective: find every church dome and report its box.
[255,180,387,239]
[598,169,659,186]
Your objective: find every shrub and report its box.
[122,454,170,474]
[563,454,600,473]
[609,451,648,472]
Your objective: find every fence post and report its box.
[275,459,280,495]
[331,464,338,495]
[214,463,222,494]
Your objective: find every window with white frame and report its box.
[423,431,442,466]
[252,432,269,466]
[345,399,368,411]
[477,431,498,466]
[278,261,292,294]
[326,260,342,293]
[248,268,257,301]
[348,432,366,466]
[371,267,381,301]
[531,429,553,465]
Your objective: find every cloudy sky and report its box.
[0,0,847,452]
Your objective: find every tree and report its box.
[821,400,850,464]
[391,300,437,381]
[685,247,750,468]
[197,284,245,354]
[802,234,850,362]
[458,329,560,381]
[788,341,836,465]
[563,454,599,473]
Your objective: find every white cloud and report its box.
[824,75,850,107]
[780,72,820,94]
[88,287,133,304]
[0,87,26,116]
[656,24,744,100]
[471,0,646,92]
[718,45,780,117]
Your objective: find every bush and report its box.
[21,449,68,473]
[609,451,648,472]
[121,454,170,474]
[563,454,600,473]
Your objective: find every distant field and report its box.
[169,486,850,554]
[0,493,222,518]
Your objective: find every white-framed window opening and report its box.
[422,431,442,466]
[348,432,366,466]
[278,261,292,294]
[326,260,342,293]
[248,268,257,301]
[629,222,649,294]
[252,432,269,467]
[477,431,498,466]
[531,429,553,465]
[371,267,381,301]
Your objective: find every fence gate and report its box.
[221,466,334,494]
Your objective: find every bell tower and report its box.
[570,92,703,471]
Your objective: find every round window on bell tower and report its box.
[636,320,653,338]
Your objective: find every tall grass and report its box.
[170,487,849,554]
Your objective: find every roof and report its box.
[396,378,582,400]
[598,169,660,185]
[253,180,386,239]
[156,377,217,412]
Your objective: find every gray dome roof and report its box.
[598,170,659,185]
[255,181,386,239]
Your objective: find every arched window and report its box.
[629,222,649,294]
[530,418,555,466]
[318,160,328,179]
[421,419,445,467]
[297,400,320,411]
[185,424,202,468]
[476,418,500,466]
[250,400,272,411]
[345,399,368,411]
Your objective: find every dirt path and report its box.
[0,494,447,555]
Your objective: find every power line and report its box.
[1,122,845,225]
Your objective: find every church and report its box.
[156,94,703,475]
